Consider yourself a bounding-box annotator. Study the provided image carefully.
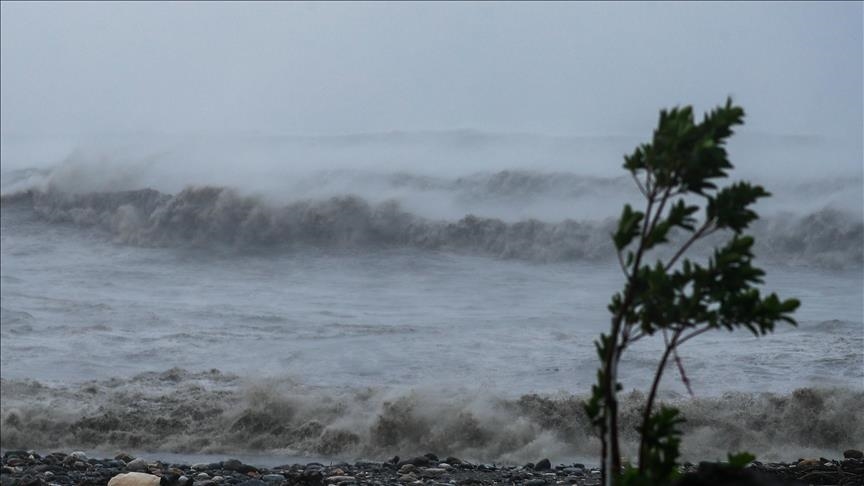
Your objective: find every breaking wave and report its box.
[2,184,861,267]
[1,187,618,262]
[1,369,861,464]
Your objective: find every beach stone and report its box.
[398,465,416,475]
[844,449,864,459]
[421,468,446,478]
[237,480,266,486]
[444,457,463,466]
[325,476,354,483]
[328,469,345,476]
[797,458,820,467]
[69,452,88,462]
[261,474,284,482]
[125,459,149,473]
[525,480,546,486]
[11,476,42,486]
[107,472,161,486]
[115,454,135,464]
[196,473,211,480]
[397,457,429,468]
[3,451,28,460]
[222,459,244,472]
[423,454,439,463]
[534,459,551,471]
[212,476,224,482]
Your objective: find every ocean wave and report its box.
[2,185,861,267]
[1,368,861,463]
[1,187,617,262]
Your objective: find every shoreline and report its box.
[2,450,862,486]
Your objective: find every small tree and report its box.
[584,99,800,486]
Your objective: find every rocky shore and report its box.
[2,450,863,486]
[0,450,864,486]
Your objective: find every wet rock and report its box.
[222,459,244,472]
[845,449,864,459]
[115,454,134,464]
[2,453,28,461]
[261,474,284,482]
[325,476,354,483]
[423,454,439,463]
[444,457,463,466]
[525,479,547,486]
[797,458,820,467]
[69,452,88,463]
[534,459,551,471]
[236,480,266,486]
[107,472,161,486]
[125,459,149,473]
[397,457,429,468]
[421,468,447,477]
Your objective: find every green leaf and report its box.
[727,452,756,469]
[614,204,645,251]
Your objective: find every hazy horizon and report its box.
[2,2,862,139]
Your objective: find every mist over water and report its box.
[2,0,863,468]
[2,132,862,464]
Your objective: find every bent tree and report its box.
[584,99,800,486]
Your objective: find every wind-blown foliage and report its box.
[585,99,800,486]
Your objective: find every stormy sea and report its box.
[1,131,862,466]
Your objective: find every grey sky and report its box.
[1,1,861,138]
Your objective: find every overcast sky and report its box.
[1,2,861,138]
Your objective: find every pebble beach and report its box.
[2,450,863,486]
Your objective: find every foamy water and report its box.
[1,132,862,464]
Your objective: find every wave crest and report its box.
[2,185,861,267]
[1,369,861,463]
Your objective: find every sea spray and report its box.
[2,186,861,268]
[1,369,861,463]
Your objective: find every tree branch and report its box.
[664,220,715,271]
[637,327,683,473]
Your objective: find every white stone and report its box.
[107,472,161,486]
[326,476,355,483]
